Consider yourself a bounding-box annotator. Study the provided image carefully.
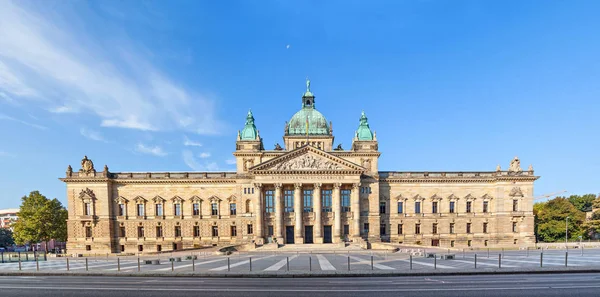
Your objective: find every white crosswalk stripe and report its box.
[264,255,298,271]
[346,255,394,270]
[393,258,456,269]
[210,255,274,271]
[154,257,232,271]
[452,259,516,268]
[317,254,335,270]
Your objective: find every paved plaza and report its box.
[1,248,599,274]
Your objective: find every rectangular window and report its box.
[252,188,255,194]
[174,226,181,237]
[247,224,253,234]
[303,189,313,213]
[155,204,163,216]
[156,226,163,237]
[513,200,519,212]
[512,222,517,232]
[322,189,332,212]
[484,240,488,247]
[230,226,237,237]
[397,201,403,214]
[432,201,438,214]
[267,225,274,236]
[468,240,472,247]
[212,226,219,237]
[156,245,162,252]
[379,202,386,214]
[265,189,275,213]
[343,224,349,235]
[398,224,403,235]
[432,223,438,234]
[211,203,218,216]
[483,201,489,213]
[450,240,455,247]
[341,189,351,212]
[364,223,369,234]
[449,201,455,213]
[284,189,294,212]
[85,226,92,238]
[120,245,125,252]
[119,226,126,237]
[193,226,200,237]
[230,203,237,215]
[483,222,488,233]
[174,204,181,216]
[466,201,472,213]
[193,203,200,216]
[137,204,145,216]
[415,201,421,214]
[84,203,91,216]
[137,226,144,238]
[244,188,247,194]
[86,245,91,251]
[118,204,125,216]
[466,223,472,234]
[380,224,386,235]
[415,223,421,234]
[450,223,455,234]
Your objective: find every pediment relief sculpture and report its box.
[509,187,524,197]
[133,196,147,204]
[227,195,237,202]
[395,194,406,201]
[114,196,128,204]
[189,195,202,203]
[78,188,96,201]
[208,195,221,203]
[431,194,443,200]
[413,194,425,200]
[448,194,460,200]
[152,196,165,204]
[482,193,494,200]
[171,196,185,203]
[272,154,342,171]
[464,194,476,200]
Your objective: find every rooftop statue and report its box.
[274,143,284,151]
[334,144,343,151]
[508,156,522,173]
[80,155,95,174]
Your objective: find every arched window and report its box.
[245,199,252,213]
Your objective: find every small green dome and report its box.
[356,111,374,141]
[240,110,258,140]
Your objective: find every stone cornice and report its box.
[379,171,539,184]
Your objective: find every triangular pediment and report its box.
[250,145,364,173]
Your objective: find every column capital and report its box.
[253,183,263,189]
[352,183,360,190]
[314,183,322,190]
[333,183,342,189]
[294,183,303,190]
[274,183,283,189]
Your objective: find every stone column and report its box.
[333,183,342,243]
[351,183,361,239]
[274,183,283,244]
[254,183,264,244]
[313,183,323,244]
[294,183,304,244]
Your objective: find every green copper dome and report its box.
[240,109,258,140]
[356,111,374,141]
[286,79,331,136]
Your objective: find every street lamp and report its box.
[565,216,570,247]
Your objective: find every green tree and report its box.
[13,191,68,251]
[535,197,585,242]
[0,228,14,248]
[566,194,597,212]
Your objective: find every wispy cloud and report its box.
[0,2,225,134]
[198,152,211,158]
[136,143,167,157]
[80,127,105,142]
[0,151,15,157]
[225,158,237,165]
[182,150,218,171]
[183,135,203,147]
[0,114,47,130]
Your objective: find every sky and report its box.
[0,0,598,209]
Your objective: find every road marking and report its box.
[452,259,516,268]
[210,255,274,271]
[264,255,298,271]
[392,258,456,269]
[479,258,581,266]
[316,254,335,270]
[154,257,231,272]
[346,255,395,270]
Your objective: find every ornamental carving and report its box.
[509,187,524,197]
[509,156,522,173]
[152,196,165,203]
[171,196,185,203]
[80,156,96,174]
[361,158,371,171]
[272,154,341,170]
[189,195,202,203]
[133,196,147,204]
[448,194,459,200]
[78,188,95,201]
[243,158,254,171]
[482,193,494,200]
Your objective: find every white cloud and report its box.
[80,127,105,142]
[136,143,167,157]
[225,158,237,165]
[0,2,225,134]
[182,150,219,171]
[183,135,202,147]
[198,152,211,158]
[0,114,47,130]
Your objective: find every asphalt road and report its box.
[0,273,600,297]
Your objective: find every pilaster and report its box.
[274,183,283,244]
[314,183,323,244]
[294,183,304,244]
[333,183,342,243]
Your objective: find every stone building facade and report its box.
[61,81,538,254]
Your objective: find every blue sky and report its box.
[0,0,598,208]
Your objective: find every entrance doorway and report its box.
[285,226,295,244]
[431,239,440,247]
[304,226,313,244]
[323,225,332,243]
